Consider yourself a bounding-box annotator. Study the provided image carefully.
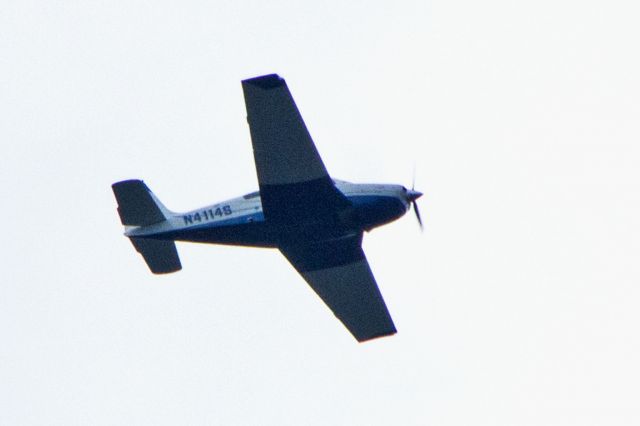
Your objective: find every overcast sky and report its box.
[2,1,639,425]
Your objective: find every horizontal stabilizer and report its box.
[130,237,182,274]
[112,180,166,226]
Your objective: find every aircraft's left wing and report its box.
[242,74,350,224]
[280,233,396,342]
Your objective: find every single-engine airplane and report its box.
[112,74,422,342]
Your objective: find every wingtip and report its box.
[242,74,284,89]
[111,178,143,189]
[356,327,398,343]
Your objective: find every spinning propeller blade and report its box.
[413,200,423,230]
[408,167,423,231]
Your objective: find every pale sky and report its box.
[1,1,639,425]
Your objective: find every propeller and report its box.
[406,168,423,230]
[406,188,423,230]
[412,197,423,230]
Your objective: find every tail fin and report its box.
[112,179,182,274]
[112,179,172,226]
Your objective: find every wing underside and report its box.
[242,74,350,223]
[280,234,396,342]
[243,74,395,341]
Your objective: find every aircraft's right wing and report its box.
[280,233,396,342]
[242,74,350,224]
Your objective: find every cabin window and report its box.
[243,191,260,199]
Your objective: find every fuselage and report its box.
[125,180,412,247]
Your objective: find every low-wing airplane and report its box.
[112,74,422,342]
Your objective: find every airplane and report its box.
[112,74,423,342]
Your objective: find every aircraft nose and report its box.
[406,189,423,202]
